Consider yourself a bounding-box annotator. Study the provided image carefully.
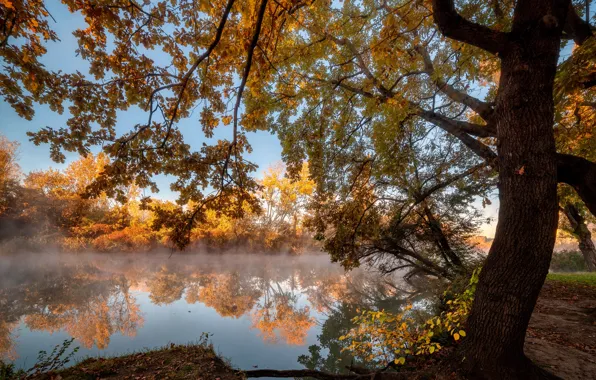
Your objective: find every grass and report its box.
[546,272,596,286]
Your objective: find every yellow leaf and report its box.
[0,0,14,9]
[459,330,466,337]
[429,346,435,354]
[222,115,233,125]
[394,357,406,365]
[453,333,460,341]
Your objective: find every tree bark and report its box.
[563,203,596,271]
[457,1,567,378]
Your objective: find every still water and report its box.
[0,252,430,374]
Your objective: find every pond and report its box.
[0,252,433,375]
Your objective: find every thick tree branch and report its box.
[243,368,415,379]
[415,46,494,120]
[222,0,268,187]
[455,120,496,138]
[557,154,596,216]
[414,162,488,203]
[431,0,511,55]
[233,0,269,147]
[563,2,593,45]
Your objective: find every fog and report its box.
[0,250,346,288]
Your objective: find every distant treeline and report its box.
[0,135,317,254]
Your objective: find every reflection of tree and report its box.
[298,272,413,374]
[251,281,315,346]
[0,265,143,356]
[298,304,361,373]
[24,285,142,349]
[147,267,185,305]
[0,320,17,360]
[190,273,260,318]
[0,254,429,361]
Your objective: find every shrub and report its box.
[92,226,154,252]
[340,269,480,366]
[550,250,586,272]
[0,362,25,380]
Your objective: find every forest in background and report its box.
[0,133,317,253]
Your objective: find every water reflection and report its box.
[0,253,430,371]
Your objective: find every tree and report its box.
[555,36,596,272]
[0,134,23,225]
[258,162,315,234]
[2,0,596,378]
[559,200,596,271]
[307,127,490,280]
[23,153,111,238]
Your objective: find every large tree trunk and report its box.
[460,2,565,378]
[563,203,596,271]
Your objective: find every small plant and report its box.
[197,332,214,347]
[0,362,25,380]
[26,338,79,377]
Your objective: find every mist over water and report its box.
[0,251,427,373]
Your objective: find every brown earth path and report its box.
[525,279,596,380]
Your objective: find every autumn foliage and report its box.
[0,138,317,254]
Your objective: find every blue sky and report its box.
[0,2,498,236]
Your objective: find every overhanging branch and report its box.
[557,153,596,217]
[416,109,497,163]
[415,45,494,120]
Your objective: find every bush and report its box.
[91,226,154,252]
[550,250,586,272]
[340,269,480,366]
[0,361,25,380]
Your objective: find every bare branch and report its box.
[414,162,488,203]
[415,45,494,120]
[326,34,392,97]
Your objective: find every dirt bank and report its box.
[30,344,243,380]
[525,276,596,380]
